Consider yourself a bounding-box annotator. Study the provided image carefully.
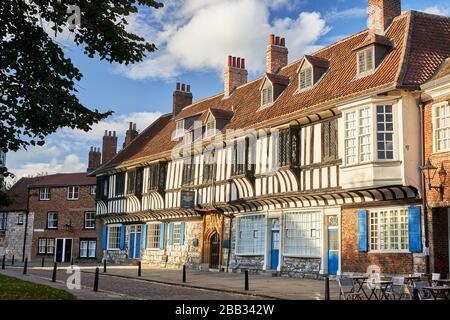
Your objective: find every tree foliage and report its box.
[0,0,163,204]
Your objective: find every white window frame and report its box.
[47,212,58,229]
[344,106,373,165]
[369,207,409,253]
[205,119,216,138]
[299,67,313,90]
[172,223,181,245]
[261,86,273,107]
[376,105,394,160]
[38,238,46,254]
[433,101,450,153]
[357,46,375,76]
[107,225,121,250]
[90,185,97,195]
[283,211,322,258]
[84,212,96,229]
[39,187,51,201]
[235,214,266,256]
[147,223,161,250]
[16,214,24,225]
[174,120,185,139]
[80,239,97,258]
[67,186,80,200]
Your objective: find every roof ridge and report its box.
[395,10,415,86]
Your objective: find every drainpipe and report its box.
[22,188,30,262]
[225,214,234,273]
[418,97,431,274]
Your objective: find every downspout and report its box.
[22,188,30,262]
[418,96,431,274]
[225,213,234,273]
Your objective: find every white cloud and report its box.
[119,0,330,80]
[324,7,367,22]
[422,6,450,16]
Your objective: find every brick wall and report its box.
[341,207,417,274]
[29,185,101,262]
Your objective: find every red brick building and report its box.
[28,173,102,262]
[421,58,450,275]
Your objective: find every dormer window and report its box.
[205,119,216,138]
[357,47,375,75]
[299,68,313,89]
[261,86,273,106]
[174,120,185,139]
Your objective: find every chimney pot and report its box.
[280,38,285,47]
[228,55,232,67]
[224,55,248,97]
[368,0,401,34]
[237,57,241,69]
[173,81,193,116]
[181,83,186,92]
[187,85,191,92]
[269,34,275,45]
[241,58,246,69]
[176,82,181,90]
[275,36,280,46]
[104,130,107,136]
[232,57,237,68]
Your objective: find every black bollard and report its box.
[244,270,249,291]
[138,261,142,277]
[93,267,99,292]
[52,262,57,282]
[1,255,5,270]
[182,265,186,283]
[11,255,15,265]
[41,257,45,268]
[103,259,107,273]
[325,275,330,300]
[23,258,28,274]
[412,288,419,300]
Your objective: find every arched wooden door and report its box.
[209,233,220,269]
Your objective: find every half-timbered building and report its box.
[92,0,450,276]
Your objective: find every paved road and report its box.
[2,267,262,300]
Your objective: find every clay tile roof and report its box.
[352,32,394,51]
[264,73,290,87]
[93,11,450,174]
[28,172,96,187]
[431,58,450,80]
[0,177,39,212]
[209,108,235,120]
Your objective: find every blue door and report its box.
[270,230,280,270]
[129,233,135,259]
[135,233,141,259]
[328,227,339,275]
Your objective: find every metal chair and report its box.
[386,276,406,300]
[432,273,441,287]
[411,281,433,300]
[338,277,363,300]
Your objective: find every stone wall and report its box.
[0,211,33,261]
[281,257,322,278]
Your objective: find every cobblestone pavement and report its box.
[1,267,262,300]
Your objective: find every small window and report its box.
[357,47,375,75]
[299,68,313,89]
[68,186,80,200]
[433,102,450,152]
[16,214,24,225]
[261,86,273,106]
[205,119,216,137]
[38,238,55,254]
[115,173,125,197]
[377,105,394,160]
[80,239,97,258]
[322,119,338,162]
[39,188,51,200]
[46,238,55,254]
[147,224,162,249]
[90,185,96,195]
[172,224,181,245]
[38,239,46,254]
[369,208,408,251]
[0,212,7,230]
[84,212,96,229]
[47,212,58,229]
[107,226,120,250]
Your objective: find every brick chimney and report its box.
[123,122,138,149]
[173,82,193,117]
[368,0,401,34]
[102,130,117,164]
[224,55,248,97]
[87,147,101,172]
[266,34,288,74]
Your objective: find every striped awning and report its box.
[101,208,200,224]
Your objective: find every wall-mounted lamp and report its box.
[421,159,447,201]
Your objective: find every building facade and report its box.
[0,178,37,261]
[28,173,102,262]
[92,1,450,277]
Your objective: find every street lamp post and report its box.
[421,159,447,201]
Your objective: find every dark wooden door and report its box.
[64,239,72,263]
[55,239,64,262]
[209,233,220,269]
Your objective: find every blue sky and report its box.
[6,0,450,180]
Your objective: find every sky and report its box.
[6,0,450,181]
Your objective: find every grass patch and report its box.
[0,274,76,300]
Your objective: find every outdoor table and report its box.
[366,280,393,300]
[404,276,420,286]
[424,286,450,300]
[435,279,450,287]
[350,276,369,299]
